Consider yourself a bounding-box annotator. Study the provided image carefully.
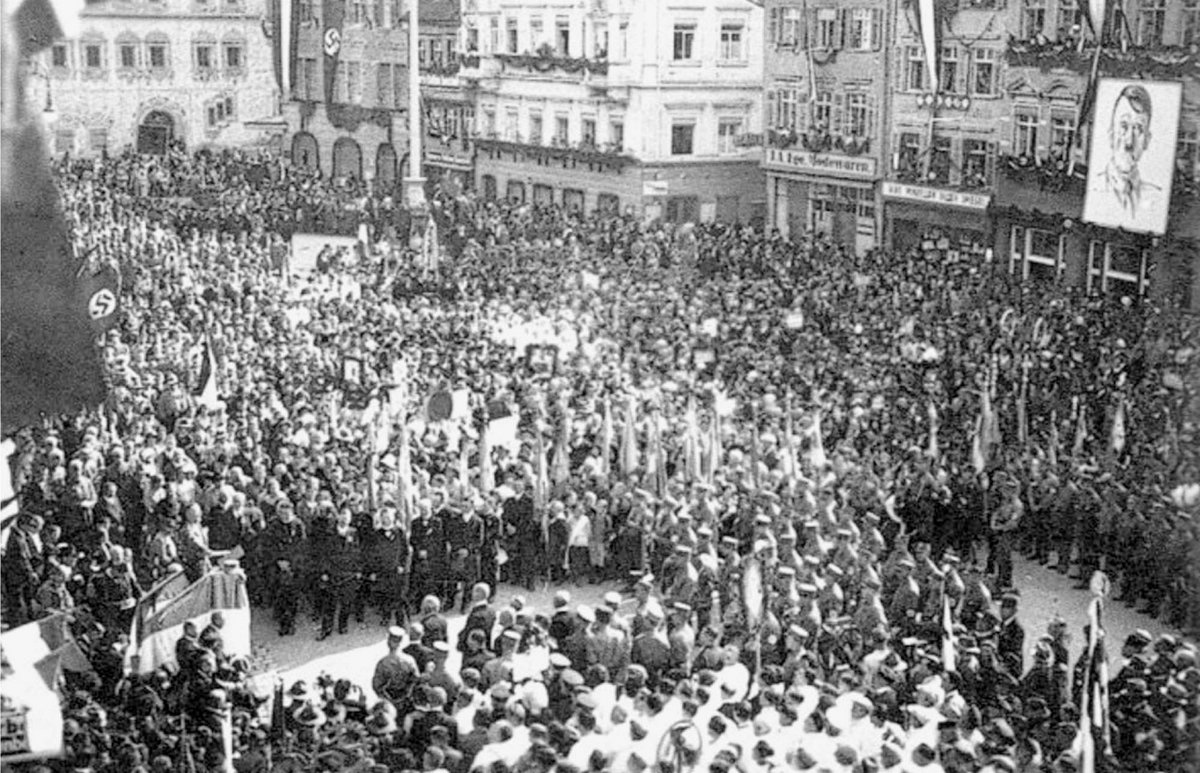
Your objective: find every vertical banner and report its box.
[918,0,939,93]
[270,0,299,97]
[322,0,345,104]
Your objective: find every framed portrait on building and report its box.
[1082,79,1182,236]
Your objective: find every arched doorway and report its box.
[137,110,175,155]
[376,144,397,191]
[332,137,362,181]
[291,132,320,173]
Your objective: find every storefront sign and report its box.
[425,151,472,169]
[643,180,669,197]
[763,148,877,179]
[882,181,991,210]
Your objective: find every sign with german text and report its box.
[881,181,990,210]
[763,148,878,179]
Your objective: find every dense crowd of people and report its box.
[3,145,1199,772]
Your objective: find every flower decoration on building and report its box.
[1008,39,1200,79]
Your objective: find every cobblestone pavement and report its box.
[245,555,1187,703]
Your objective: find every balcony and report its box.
[493,45,609,79]
[475,134,635,172]
[768,128,871,157]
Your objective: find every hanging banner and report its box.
[322,0,345,104]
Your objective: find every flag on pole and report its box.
[479,417,493,495]
[196,335,221,411]
[1109,398,1126,455]
[927,401,940,461]
[808,410,828,471]
[685,395,702,482]
[552,398,571,488]
[1017,361,1030,448]
[599,396,613,478]
[620,394,639,477]
[535,420,550,542]
[918,0,940,93]
[1073,400,1088,460]
[971,415,986,475]
[1049,410,1060,469]
[1076,591,1112,773]
[269,0,299,96]
[941,594,957,673]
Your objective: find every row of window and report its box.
[1014,0,1200,46]
[767,7,884,52]
[895,133,998,187]
[902,46,998,96]
[48,37,244,75]
[1009,227,1150,296]
[478,107,624,150]
[766,89,879,140]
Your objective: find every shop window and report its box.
[1011,226,1063,282]
[1088,241,1149,296]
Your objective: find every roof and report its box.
[420,0,460,24]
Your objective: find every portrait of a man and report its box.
[1083,79,1183,236]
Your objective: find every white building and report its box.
[464,0,765,223]
[27,0,279,156]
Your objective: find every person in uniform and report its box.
[410,500,447,607]
[262,500,306,636]
[667,602,696,673]
[366,504,410,627]
[444,501,484,613]
[458,583,496,653]
[630,605,671,689]
[317,508,363,640]
[997,591,1026,676]
[373,627,420,711]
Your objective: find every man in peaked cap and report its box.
[997,591,1025,676]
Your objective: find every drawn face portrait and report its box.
[1108,90,1152,176]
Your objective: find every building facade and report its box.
[992,8,1200,311]
[761,0,890,254]
[27,0,278,155]
[418,0,476,192]
[881,0,1016,258]
[463,0,765,223]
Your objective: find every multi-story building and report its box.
[284,0,410,188]
[882,0,1015,257]
[25,0,278,155]
[463,0,765,222]
[992,6,1200,310]
[761,0,890,253]
[418,0,475,191]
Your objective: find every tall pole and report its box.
[406,0,426,211]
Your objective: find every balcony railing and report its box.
[767,128,871,156]
[1007,38,1199,78]
[494,48,609,77]
[474,134,635,169]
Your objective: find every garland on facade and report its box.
[420,61,462,77]
[460,54,482,69]
[297,101,391,132]
[1007,40,1200,78]
[475,137,634,169]
[767,128,871,156]
[1000,153,1200,203]
[495,51,609,76]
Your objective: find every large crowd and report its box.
[3,145,1199,772]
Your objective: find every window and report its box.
[84,42,103,70]
[554,114,569,144]
[939,46,958,92]
[1011,227,1064,282]
[593,23,608,57]
[55,130,74,154]
[1014,110,1039,156]
[1088,242,1148,296]
[529,111,543,144]
[148,40,168,70]
[350,0,370,25]
[506,17,518,52]
[581,117,596,146]
[1050,115,1073,154]
[88,128,108,152]
[224,42,243,70]
[195,43,214,70]
[490,17,500,52]
[116,42,136,69]
[896,131,922,173]
[816,8,838,49]
[483,108,495,136]
[1057,0,1082,39]
[430,40,442,66]
[718,119,742,154]
[298,57,317,99]
[556,16,570,54]
[905,46,925,91]
[466,25,479,51]
[846,93,870,137]
[814,91,834,130]
[780,87,799,129]
[505,107,518,140]
[1022,0,1047,38]
[377,64,393,107]
[1179,127,1199,177]
[671,122,695,154]
[609,120,624,150]
[299,0,315,22]
[720,22,744,60]
[1137,0,1165,45]
[673,22,696,60]
[930,135,952,184]
[963,139,994,187]
[848,8,876,50]
[347,61,361,104]
[1184,0,1200,46]
[971,49,997,95]
[530,16,544,47]
[335,61,348,102]
[781,8,802,45]
[50,43,68,68]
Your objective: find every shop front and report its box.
[882,180,993,259]
[764,147,880,255]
